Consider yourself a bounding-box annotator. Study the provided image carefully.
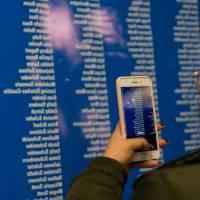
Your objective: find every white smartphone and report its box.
[116,76,160,162]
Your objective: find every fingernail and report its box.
[152,160,162,165]
[163,139,171,144]
[160,122,166,128]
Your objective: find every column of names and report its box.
[3,0,64,199]
[70,0,112,159]
[174,0,200,151]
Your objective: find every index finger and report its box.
[157,123,165,131]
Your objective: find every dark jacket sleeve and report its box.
[66,157,128,200]
[131,172,172,200]
[131,164,200,200]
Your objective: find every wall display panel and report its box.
[0,0,200,199]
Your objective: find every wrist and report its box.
[103,153,129,171]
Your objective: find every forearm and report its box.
[66,157,128,200]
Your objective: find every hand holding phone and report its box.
[116,76,160,162]
[103,122,163,168]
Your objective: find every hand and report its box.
[103,122,168,170]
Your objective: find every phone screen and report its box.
[121,86,158,151]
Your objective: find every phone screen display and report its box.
[121,86,157,151]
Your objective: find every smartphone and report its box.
[116,76,160,162]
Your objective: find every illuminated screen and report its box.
[122,86,157,150]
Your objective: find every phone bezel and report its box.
[116,76,160,162]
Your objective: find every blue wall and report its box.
[0,0,200,199]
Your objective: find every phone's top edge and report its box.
[116,76,151,82]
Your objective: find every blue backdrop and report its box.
[0,0,200,199]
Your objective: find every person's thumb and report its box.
[126,138,148,151]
